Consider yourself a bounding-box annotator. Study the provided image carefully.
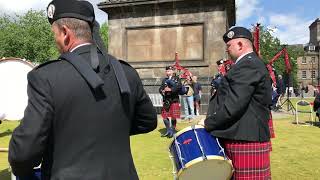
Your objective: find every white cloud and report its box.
[0,0,50,14]
[0,0,107,24]
[236,0,260,22]
[269,13,313,44]
[235,0,314,45]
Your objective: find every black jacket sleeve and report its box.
[159,79,166,96]
[130,71,157,135]
[205,62,262,131]
[314,94,320,111]
[9,70,53,176]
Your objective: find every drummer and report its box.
[204,27,273,179]
[8,0,157,179]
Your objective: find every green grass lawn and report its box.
[1,106,320,179]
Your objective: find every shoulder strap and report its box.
[109,57,131,95]
[59,52,104,90]
[92,20,131,96]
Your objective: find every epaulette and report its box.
[35,60,60,69]
[118,59,132,67]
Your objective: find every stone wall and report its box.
[98,0,235,114]
[309,18,320,46]
[297,51,319,86]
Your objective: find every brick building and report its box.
[297,18,320,87]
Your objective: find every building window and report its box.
[311,70,316,78]
[311,56,316,63]
[302,71,307,79]
[302,57,307,64]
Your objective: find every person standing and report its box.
[277,75,284,96]
[313,88,320,120]
[9,1,157,179]
[181,74,195,121]
[204,27,272,179]
[192,75,202,116]
[159,66,182,138]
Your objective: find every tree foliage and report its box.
[0,10,58,63]
[259,26,304,87]
[0,10,109,64]
[100,22,108,50]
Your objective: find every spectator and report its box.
[192,75,202,116]
[182,75,195,121]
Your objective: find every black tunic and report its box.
[205,52,272,142]
[9,45,157,180]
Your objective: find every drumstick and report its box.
[0,147,8,152]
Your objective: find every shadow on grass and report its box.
[291,121,320,127]
[310,121,320,127]
[158,128,167,135]
[0,130,13,138]
[292,121,313,126]
[0,168,11,180]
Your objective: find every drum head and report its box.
[179,157,233,180]
[0,58,34,120]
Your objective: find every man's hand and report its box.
[197,118,205,126]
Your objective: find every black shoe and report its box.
[166,128,175,138]
[161,132,169,137]
[167,132,173,138]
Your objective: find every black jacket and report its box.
[313,93,320,112]
[159,76,181,103]
[9,45,157,180]
[205,52,272,142]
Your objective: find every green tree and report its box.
[259,26,303,87]
[99,22,108,50]
[0,10,58,63]
[0,11,109,63]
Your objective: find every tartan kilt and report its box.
[161,102,180,119]
[223,140,271,180]
[269,113,275,138]
[268,113,275,151]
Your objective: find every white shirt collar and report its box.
[235,51,253,64]
[70,43,92,52]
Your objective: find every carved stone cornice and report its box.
[98,0,186,8]
[98,0,235,26]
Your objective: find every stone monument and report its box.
[98,0,236,113]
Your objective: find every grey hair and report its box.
[242,38,254,49]
[53,18,92,41]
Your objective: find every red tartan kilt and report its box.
[269,113,275,138]
[161,102,180,119]
[223,140,271,180]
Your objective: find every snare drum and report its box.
[169,125,233,180]
[11,167,41,180]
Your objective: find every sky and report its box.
[0,0,319,45]
[236,0,320,45]
[0,0,108,25]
